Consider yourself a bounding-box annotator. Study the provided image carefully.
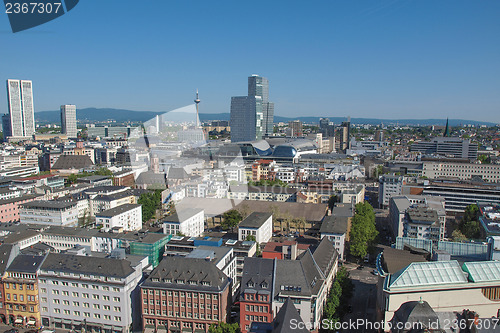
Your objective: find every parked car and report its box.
[372,269,379,276]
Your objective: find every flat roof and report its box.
[239,212,272,229]
[389,261,468,289]
[96,204,141,218]
[21,200,77,210]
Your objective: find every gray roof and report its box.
[0,244,18,275]
[136,171,167,187]
[391,300,441,332]
[78,175,110,182]
[235,201,327,222]
[319,215,349,235]
[41,253,135,278]
[142,256,230,292]
[332,203,354,217]
[96,204,141,218]
[52,155,93,170]
[239,212,272,229]
[93,190,135,202]
[407,207,439,224]
[312,238,338,278]
[161,208,204,223]
[21,200,77,210]
[7,254,46,273]
[240,257,274,299]
[167,168,189,180]
[0,194,43,206]
[272,298,308,333]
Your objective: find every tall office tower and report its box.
[339,119,351,153]
[231,75,274,142]
[6,79,35,138]
[319,117,335,137]
[288,120,303,137]
[60,104,77,138]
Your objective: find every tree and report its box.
[67,174,78,185]
[222,209,242,232]
[208,322,241,333]
[459,204,481,239]
[452,229,468,242]
[138,189,163,224]
[321,267,353,330]
[328,195,338,211]
[349,202,378,259]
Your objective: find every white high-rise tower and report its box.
[5,79,35,138]
[60,105,77,138]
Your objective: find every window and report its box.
[94,313,100,319]
[104,315,111,320]
[113,297,120,302]
[93,304,100,309]
[104,305,110,310]
[83,302,89,308]
[74,311,80,316]
[52,290,59,295]
[64,309,70,315]
[63,300,69,305]
[114,306,120,312]
[72,292,79,297]
[113,287,119,292]
[103,295,110,301]
[53,299,60,304]
[73,301,79,307]
[114,316,121,322]
[83,293,89,298]
[84,312,90,317]
[54,308,61,313]
[92,294,99,300]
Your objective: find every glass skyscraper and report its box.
[231,75,274,142]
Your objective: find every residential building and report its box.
[0,244,20,326]
[5,79,35,139]
[389,195,446,239]
[238,212,273,244]
[403,206,445,241]
[0,194,42,223]
[0,166,39,178]
[251,159,276,182]
[262,241,310,260]
[20,200,78,226]
[96,204,142,231]
[319,203,354,261]
[410,137,478,159]
[39,251,147,332]
[379,174,405,209]
[60,104,77,138]
[140,256,232,333]
[228,185,297,202]
[3,254,45,328]
[162,208,205,237]
[287,120,303,137]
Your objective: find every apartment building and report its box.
[422,160,500,183]
[162,208,205,237]
[238,212,272,244]
[96,204,142,231]
[20,200,78,227]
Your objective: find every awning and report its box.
[53,318,62,323]
[27,320,36,325]
[15,319,23,324]
[63,319,72,324]
[103,325,113,330]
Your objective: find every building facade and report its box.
[60,104,77,138]
[96,204,142,231]
[5,79,35,139]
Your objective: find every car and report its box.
[357,265,364,270]
[372,269,379,276]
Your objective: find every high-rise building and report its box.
[319,118,335,137]
[339,120,351,153]
[60,104,77,138]
[5,79,35,138]
[230,75,274,142]
[287,120,303,137]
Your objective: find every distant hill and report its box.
[34,108,496,126]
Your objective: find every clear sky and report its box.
[1,0,499,122]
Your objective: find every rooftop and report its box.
[96,204,141,218]
[239,212,272,229]
[462,261,500,283]
[21,200,77,210]
[388,261,468,289]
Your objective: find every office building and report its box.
[410,137,478,159]
[422,159,500,183]
[378,174,405,208]
[60,104,77,138]
[319,118,334,137]
[161,208,205,237]
[230,75,274,142]
[238,212,272,244]
[5,79,35,139]
[140,256,232,333]
[19,200,78,227]
[95,203,142,231]
[339,120,350,153]
[287,120,303,137]
[39,251,147,332]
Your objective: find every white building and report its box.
[162,208,205,237]
[5,79,35,138]
[60,104,77,138]
[378,174,405,208]
[238,212,272,244]
[422,160,500,183]
[96,204,142,231]
[20,200,78,226]
[38,251,148,333]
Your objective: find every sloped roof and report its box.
[463,261,500,283]
[52,155,93,170]
[389,261,467,289]
[272,298,308,333]
[312,237,338,278]
[391,300,440,332]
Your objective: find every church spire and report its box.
[444,118,450,137]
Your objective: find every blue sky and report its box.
[1,0,499,122]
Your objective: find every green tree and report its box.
[349,202,378,259]
[452,229,468,242]
[459,204,481,239]
[67,174,78,185]
[321,267,353,331]
[208,322,241,333]
[222,209,242,232]
[138,189,163,224]
[328,195,338,211]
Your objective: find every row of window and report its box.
[0,302,35,312]
[144,299,218,309]
[47,280,120,291]
[40,289,121,302]
[144,309,218,320]
[4,294,36,302]
[4,282,35,289]
[49,308,121,321]
[245,315,267,322]
[142,289,218,300]
[245,304,268,313]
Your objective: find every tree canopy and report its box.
[458,204,481,240]
[349,202,378,259]
[208,322,240,333]
[222,209,242,231]
[138,190,163,223]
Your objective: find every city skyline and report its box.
[0,1,499,123]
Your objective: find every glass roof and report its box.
[389,261,468,288]
[462,261,500,283]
